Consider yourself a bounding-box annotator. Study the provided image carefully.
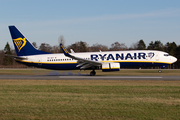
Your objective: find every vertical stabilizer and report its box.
[9,26,50,56]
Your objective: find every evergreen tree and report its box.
[137,39,146,50]
[147,40,163,51]
[175,45,180,68]
[164,42,177,56]
[3,42,13,65]
[147,41,154,50]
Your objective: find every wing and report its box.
[60,44,102,70]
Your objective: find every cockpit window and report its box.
[164,54,169,56]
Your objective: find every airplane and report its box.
[8,25,177,76]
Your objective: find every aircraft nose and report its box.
[171,56,177,63]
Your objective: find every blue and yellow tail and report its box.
[9,26,50,56]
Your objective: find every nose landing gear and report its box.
[158,70,162,73]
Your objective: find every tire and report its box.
[90,71,96,76]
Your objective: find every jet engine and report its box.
[102,62,120,72]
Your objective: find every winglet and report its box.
[70,49,75,53]
[60,44,70,56]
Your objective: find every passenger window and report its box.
[164,54,169,56]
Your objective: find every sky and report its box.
[0,0,180,50]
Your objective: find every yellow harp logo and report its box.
[13,38,27,52]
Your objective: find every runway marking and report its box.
[109,77,163,79]
[59,76,163,79]
[3,75,180,80]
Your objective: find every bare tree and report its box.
[129,40,146,50]
[109,42,127,51]
[129,42,138,50]
[59,35,65,53]
[88,44,108,52]
[59,36,65,45]
[0,50,4,66]
[32,42,38,49]
[39,43,52,53]
[67,41,88,52]
[52,45,60,53]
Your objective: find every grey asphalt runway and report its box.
[0,75,179,80]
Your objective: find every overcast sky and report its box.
[0,0,180,50]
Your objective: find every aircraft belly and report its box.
[41,63,78,70]
[119,62,168,68]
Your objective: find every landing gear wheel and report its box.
[90,70,96,76]
[158,70,162,73]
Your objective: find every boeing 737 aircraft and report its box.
[8,26,177,75]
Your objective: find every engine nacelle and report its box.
[102,62,120,72]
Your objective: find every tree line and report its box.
[1,39,180,68]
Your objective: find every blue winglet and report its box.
[60,44,70,56]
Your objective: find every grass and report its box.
[0,80,180,119]
[0,68,180,76]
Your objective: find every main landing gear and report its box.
[90,70,96,76]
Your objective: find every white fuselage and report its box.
[16,50,177,70]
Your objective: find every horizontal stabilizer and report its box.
[5,54,27,60]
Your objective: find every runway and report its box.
[0,75,179,80]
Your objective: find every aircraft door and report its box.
[38,57,42,66]
[146,54,150,60]
[155,53,159,61]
